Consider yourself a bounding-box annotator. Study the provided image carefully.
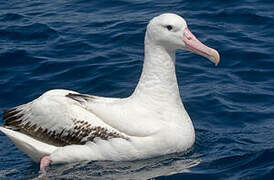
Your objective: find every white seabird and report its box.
[0,13,220,173]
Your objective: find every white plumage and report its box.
[0,13,219,169]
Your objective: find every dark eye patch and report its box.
[166,25,173,31]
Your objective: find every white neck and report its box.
[131,33,182,106]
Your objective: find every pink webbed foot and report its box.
[39,155,52,175]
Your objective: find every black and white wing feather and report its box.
[2,90,129,147]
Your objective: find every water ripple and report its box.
[0,0,274,179]
[0,23,59,42]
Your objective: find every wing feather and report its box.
[2,89,129,147]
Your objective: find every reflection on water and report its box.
[39,153,200,179]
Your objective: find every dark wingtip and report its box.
[0,125,20,131]
[2,108,11,116]
[2,107,23,126]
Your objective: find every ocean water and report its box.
[0,0,273,179]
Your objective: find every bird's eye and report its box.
[166,25,173,31]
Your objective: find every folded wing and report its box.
[2,89,129,147]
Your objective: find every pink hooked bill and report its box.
[183,28,220,66]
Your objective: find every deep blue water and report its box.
[0,0,274,179]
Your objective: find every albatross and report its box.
[0,13,220,173]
